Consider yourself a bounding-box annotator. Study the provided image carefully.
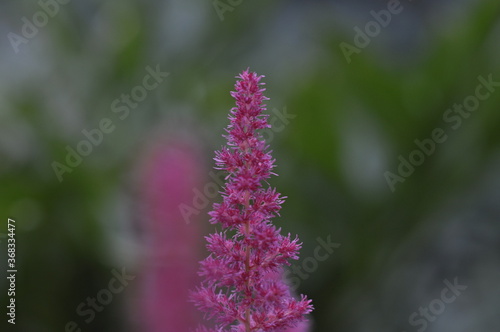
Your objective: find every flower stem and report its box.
[244,191,251,332]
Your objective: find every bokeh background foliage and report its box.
[1,0,500,331]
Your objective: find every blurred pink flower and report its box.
[137,135,205,332]
[192,70,313,331]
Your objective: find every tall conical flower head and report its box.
[135,133,204,331]
[192,70,313,331]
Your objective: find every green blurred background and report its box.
[1,0,500,331]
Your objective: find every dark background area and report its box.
[1,0,499,331]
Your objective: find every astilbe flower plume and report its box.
[136,135,204,331]
[192,70,313,331]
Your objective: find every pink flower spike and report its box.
[136,135,205,332]
[192,69,313,331]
